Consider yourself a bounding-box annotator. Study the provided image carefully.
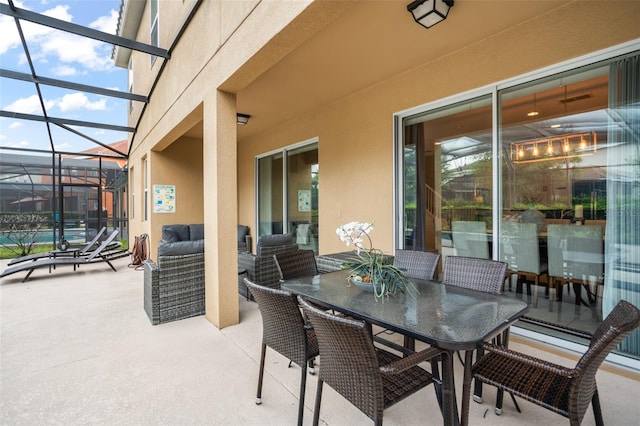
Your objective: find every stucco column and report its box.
[203,90,239,328]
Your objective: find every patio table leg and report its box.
[461,350,474,426]
[441,350,459,426]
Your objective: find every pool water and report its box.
[0,228,88,246]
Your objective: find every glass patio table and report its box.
[282,269,528,426]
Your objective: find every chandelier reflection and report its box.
[511,131,597,164]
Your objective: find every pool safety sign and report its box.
[153,185,176,213]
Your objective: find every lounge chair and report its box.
[1,230,127,282]
[8,226,108,266]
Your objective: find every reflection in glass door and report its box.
[287,145,318,254]
[257,153,283,237]
[401,96,493,264]
[398,51,640,363]
[257,141,319,254]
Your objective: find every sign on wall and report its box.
[298,189,311,212]
[153,184,176,213]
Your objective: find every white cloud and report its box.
[5,140,31,148]
[53,141,71,150]
[5,95,55,114]
[90,9,119,35]
[58,93,107,112]
[40,32,113,71]
[3,3,115,71]
[51,64,78,76]
[0,1,29,54]
[0,16,21,55]
[41,4,73,22]
[9,121,23,129]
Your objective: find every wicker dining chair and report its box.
[274,249,318,281]
[471,300,640,425]
[442,255,508,405]
[442,256,507,295]
[388,250,441,348]
[393,249,440,281]
[245,279,319,426]
[298,297,444,426]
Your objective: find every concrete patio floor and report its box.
[1,257,638,425]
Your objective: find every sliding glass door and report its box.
[401,96,493,262]
[257,140,319,254]
[397,50,640,362]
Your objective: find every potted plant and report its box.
[336,221,418,300]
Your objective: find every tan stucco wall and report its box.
[126,0,358,328]
[125,0,640,328]
[237,1,640,255]
[147,136,204,252]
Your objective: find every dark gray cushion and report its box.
[162,224,190,242]
[257,233,293,247]
[158,239,204,256]
[190,224,205,241]
[238,225,249,243]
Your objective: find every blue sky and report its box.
[0,0,128,155]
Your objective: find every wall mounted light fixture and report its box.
[407,0,454,29]
[236,113,251,126]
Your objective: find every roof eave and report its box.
[112,0,146,67]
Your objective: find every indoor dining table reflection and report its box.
[282,269,528,426]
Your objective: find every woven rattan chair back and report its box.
[393,249,440,281]
[245,279,319,426]
[299,297,438,425]
[569,300,640,421]
[472,300,640,425]
[442,256,507,295]
[274,249,318,281]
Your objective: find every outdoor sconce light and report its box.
[236,113,251,126]
[407,0,454,29]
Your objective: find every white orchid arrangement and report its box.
[336,221,374,253]
[336,221,417,300]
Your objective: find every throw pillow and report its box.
[162,224,190,242]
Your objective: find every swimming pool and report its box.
[0,228,87,246]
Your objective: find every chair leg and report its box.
[256,343,267,405]
[297,363,308,426]
[473,347,484,403]
[592,390,604,426]
[431,358,444,411]
[495,329,515,415]
[312,379,324,426]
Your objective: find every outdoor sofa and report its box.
[144,224,205,325]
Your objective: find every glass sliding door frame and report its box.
[255,138,319,253]
[394,40,640,369]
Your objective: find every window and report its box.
[143,157,148,222]
[256,140,319,254]
[130,166,135,220]
[397,48,640,364]
[150,0,158,66]
[128,57,133,112]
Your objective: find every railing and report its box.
[425,183,441,219]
